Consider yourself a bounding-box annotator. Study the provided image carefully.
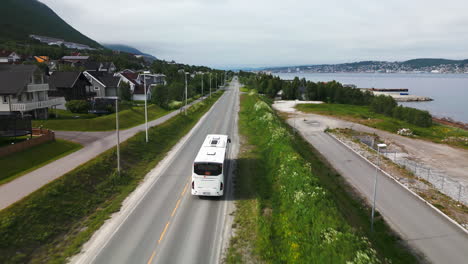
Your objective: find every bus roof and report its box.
[194,134,228,164]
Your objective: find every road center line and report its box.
[171,199,182,217]
[181,182,189,196]
[147,251,156,264]
[158,222,170,244]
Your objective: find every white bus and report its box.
[192,134,231,196]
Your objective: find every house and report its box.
[116,71,139,93]
[0,51,21,63]
[0,65,65,119]
[83,71,120,99]
[116,71,166,100]
[61,56,90,67]
[84,61,116,73]
[48,72,92,101]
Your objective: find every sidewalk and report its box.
[0,98,206,210]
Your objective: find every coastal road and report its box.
[282,113,468,264]
[0,95,208,210]
[75,78,240,264]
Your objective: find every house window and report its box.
[2,96,8,104]
[94,86,100,90]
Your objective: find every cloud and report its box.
[41,0,468,67]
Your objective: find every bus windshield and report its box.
[194,163,222,176]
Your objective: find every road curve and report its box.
[86,79,240,264]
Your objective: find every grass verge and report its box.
[226,93,418,264]
[33,104,170,131]
[0,139,82,185]
[0,90,224,264]
[296,103,468,149]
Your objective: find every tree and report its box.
[118,81,132,101]
[152,85,170,109]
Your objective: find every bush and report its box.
[65,100,90,113]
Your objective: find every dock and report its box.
[359,88,433,102]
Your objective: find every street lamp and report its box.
[209,72,212,98]
[371,143,387,232]
[142,70,150,143]
[115,97,120,175]
[184,72,189,115]
[201,73,204,98]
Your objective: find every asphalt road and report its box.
[287,116,468,264]
[0,96,208,210]
[81,79,240,264]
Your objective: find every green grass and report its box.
[240,86,250,92]
[33,104,170,131]
[47,109,98,119]
[226,94,418,264]
[0,90,224,264]
[297,103,468,149]
[0,139,82,185]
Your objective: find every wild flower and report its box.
[346,248,381,264]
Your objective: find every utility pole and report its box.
[215,73,218,90]
[201,73,204,98]
[209,73,212,98]
[371,143,387,232]
[115,98,120,175]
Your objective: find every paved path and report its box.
[274,102,468,264]
[71,78,240,264]
[0,97,210,210]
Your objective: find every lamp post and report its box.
[215,73,218,90]
[184,72,188,115]
[115,98,120,175]
[143,70,150,143]
[201,73,204,98]
[371,143,387,232]
[209,73,212,98]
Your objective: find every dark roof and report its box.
[0,50,13,57]
[0,64,37,73]
[0,65,39,95]
[84,61,101,71]
[49,72,82,90]
[87,71,119,88]
[0,72,31,95]
[100,75,120,88]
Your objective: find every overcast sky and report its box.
[41,0,468,68]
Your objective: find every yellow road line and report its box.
[147,251,156,264]
[171,199,181,217]
[181,182,189,196]
[158,221,170,244]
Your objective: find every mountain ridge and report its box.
[0,0,101,48]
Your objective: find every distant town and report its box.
[261,59,468,74]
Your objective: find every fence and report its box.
[354,134,467,205]
[0,129,55,158]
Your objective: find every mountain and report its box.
[0,0,101,48]
[402,58,468,67]
[261,58,468,73]
[103,44,158,60]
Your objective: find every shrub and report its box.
[65,100,90,113]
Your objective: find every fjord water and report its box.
[276,73,468,123]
